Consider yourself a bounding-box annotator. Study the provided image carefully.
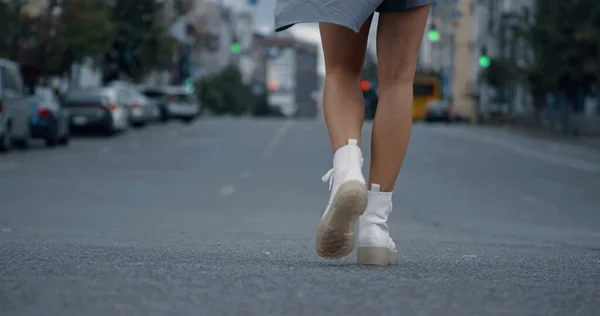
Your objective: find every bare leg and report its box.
[369,5,431,191]
[320,18,372,151]
[315,19,373,259]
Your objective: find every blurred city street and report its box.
[1,117,599,315]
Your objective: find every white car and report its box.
[162,86,200,123]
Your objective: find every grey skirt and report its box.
[274,0,432,33]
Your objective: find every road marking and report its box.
[130,141,141,148]
[99,147,111,155]
[264,120,295,156]
[240,170,252,178]
[462,254,477,258]
[442,130,600,173]
[220,185,235,196]
[0,162,18,172]
[1,227,12,232]
[522,194,557,210]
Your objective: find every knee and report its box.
[325,62,363,81]
[377,58,417,86]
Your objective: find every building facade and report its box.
[258,32,319,118]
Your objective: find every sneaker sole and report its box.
[316,180,367,259]
[357,247,398,266]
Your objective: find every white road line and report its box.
[240,170,252,178]
[441,130,600,173]
[1,227,12,232]
[220,185,235,196]
[522,194,558,210]
[264,120,295,156]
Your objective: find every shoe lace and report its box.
[321,158,363,191]
[321,168,335,191]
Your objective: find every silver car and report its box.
[108,81,158,127]
[163,86,201,124]
[0,58,33,152]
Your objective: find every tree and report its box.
[60,0,115,71]
[198,64,281,116]
[0,0,26,59]
[517,0,600,133]
[104,0,173,82]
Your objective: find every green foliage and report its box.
[0,0,115,74]
[518,1,600,99]
[198,65,282,117]
[481,57,517,88]
[106,0,173,81]
[0,0,25,59]
[62,0,115,62]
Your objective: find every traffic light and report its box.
[479,45,490,68]
[184,78,195,93]
[428,24,440,42]
[231,42,241,54]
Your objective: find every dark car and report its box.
[29,87,70,147]
[64,88,129,136]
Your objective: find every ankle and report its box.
[333,138,363,170]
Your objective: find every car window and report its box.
[1,67,21,96]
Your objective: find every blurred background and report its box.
[1,0,599,135]
[1,1,599,314]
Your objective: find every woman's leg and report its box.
[320,18,372,151]
[315,19,372,259]
[369,5,431,191]
[357,4,431,266]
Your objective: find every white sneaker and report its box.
[357,184,398,265]
[316,138,367,259]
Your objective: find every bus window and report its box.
[413,84,434,97]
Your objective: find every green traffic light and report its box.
[231,42,241,54]
[479,56,491,68]
[184,78,195,93]
[428,30,440,42]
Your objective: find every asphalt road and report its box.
[1,118,599,316]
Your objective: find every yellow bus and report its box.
[413,75,441,121]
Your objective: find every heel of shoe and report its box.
[357,247,396,266]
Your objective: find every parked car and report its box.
[145,85,201,124]
[0,58,33,152]
[64,87,129,136]
[424,100,453,123]
[139,86,170,123]
[30,87,70,147]
[108,81,158,127]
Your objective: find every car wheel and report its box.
[59,134,70,146]
[45,137,58,147]
[181,117,193,124]
[13,126,30,150]
[104,122,116,137]
[0,130,10,153]
[160,108,169,123]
